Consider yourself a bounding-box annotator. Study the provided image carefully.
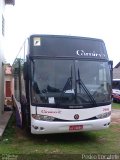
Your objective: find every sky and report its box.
[4,0,120,66]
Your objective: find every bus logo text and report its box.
[76,50,106,58]
[41,110,61,114]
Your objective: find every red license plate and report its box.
[69,125,83,131]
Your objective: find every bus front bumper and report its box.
[31,117,111,134]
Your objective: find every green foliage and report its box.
[112,102,120,109]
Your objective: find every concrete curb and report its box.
[0,111,13,139]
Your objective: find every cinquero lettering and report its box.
[76,50,106,58]
[41,110,61,114]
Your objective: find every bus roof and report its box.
[29,34,104,42]
[28,34,108,60]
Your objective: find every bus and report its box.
[112,79,120,102]
[12,34,112,134]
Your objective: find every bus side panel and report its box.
[13,97,22,128]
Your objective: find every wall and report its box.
[113,67,120,79]
[0,0,5,115]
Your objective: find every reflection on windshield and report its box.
[76,68,97,107]
[31,59,111,107]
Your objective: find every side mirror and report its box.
[108,60,113,70]
[108,60,113,82]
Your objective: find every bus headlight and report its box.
[96,111,111,119]
[32,114,55,121]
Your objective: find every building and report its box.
[4,64,14,107]
[113,62,120,79]
[0,0,15,116]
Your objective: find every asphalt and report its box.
[0,111,13,139]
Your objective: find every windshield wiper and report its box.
[77,68,97,107]
[62,66,73,92]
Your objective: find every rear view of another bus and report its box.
[112,79,120,102]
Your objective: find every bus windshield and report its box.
[31,59,111,107]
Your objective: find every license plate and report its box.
[69,125,83,131]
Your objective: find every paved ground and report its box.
[0,111,13,139]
